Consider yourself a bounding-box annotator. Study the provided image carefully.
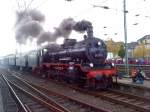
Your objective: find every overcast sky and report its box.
[0,0,150,56]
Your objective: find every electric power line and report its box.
[32,0,49,10]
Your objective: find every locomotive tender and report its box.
[1,20,116,89]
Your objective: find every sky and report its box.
[0,0,150,56]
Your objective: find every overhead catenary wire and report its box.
[26,0,35,10]
[32,0,49,10]
[92,3,150,26]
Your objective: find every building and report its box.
[127,42,138,58]
[135,35,150,60]
[137,35,150,48]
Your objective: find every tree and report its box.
[118,45,125,59]
[106,38,114,52]
[105,38,124,57]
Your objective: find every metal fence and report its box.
[115,64,150,78]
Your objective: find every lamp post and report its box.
[93,1,129,75]
[123,0,129,75]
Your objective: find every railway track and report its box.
[2,74,71,112]
[60,81,150,112]
[2,73,111,112]
[12,71,150,112]
[2,69,150,112]
[33,83,150,112]
[96,89,150,112]
[0,75,18,112]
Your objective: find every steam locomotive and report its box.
[0,20,116,89]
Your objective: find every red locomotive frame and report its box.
[33,62,116,89]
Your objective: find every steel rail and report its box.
[12,70,150,112]
[3,75,71,112]
[12,73,112,112]
[108,89,150,103]
[2,74,29,112]
[18,73,150,112]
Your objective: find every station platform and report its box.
[117,77,150,90]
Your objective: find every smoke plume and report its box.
[53,18,76,38]
[15,9,93,45]
[73,20,92,32]
[37,32,54,45]
[15,9,44,44]
[53,19,93,39]
[36,18,76,45]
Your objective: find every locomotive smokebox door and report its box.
[85,38,107,65]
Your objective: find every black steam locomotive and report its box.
[43,37,107,65]
[0,20,116,89]
[42,20,107,66]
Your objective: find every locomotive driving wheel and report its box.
[100,76,108,89]
[87,78,96,88]
[89,75,108,89]
[107,76,113,87]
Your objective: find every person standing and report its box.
[131,68,145,84]
[131,68,137,83]
[136,68,145,84]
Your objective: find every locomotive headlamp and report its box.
[112,63,115,67]
[89,63,94,67]
[43,49,47,52]
[98,41,101,46]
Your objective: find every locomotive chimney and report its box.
[87,25,93,38]
[73,20,93,38]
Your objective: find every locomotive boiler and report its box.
[43,36,107,66]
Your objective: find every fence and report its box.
[115,64,150,78]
